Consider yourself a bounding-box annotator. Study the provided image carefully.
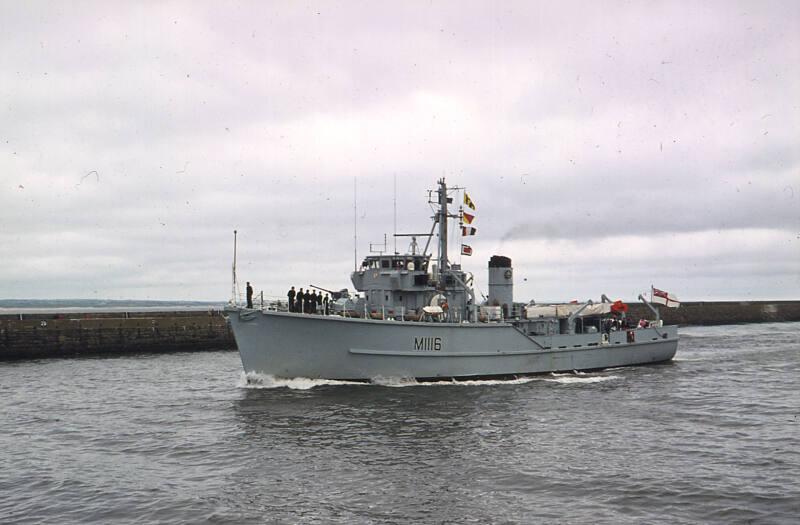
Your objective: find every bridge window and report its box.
[381,259,390,269]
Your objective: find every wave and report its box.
[679,321,800,339]
[371,375,543,387]
[238,372,365,390]
[544,371,622,384]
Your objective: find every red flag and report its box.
[461,244,473,256]
[463,212,475,224]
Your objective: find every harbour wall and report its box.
[0,310,234,360]
[624,300,800,326]
[0,301,798,361]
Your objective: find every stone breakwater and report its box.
[1,301,798,360]
[624,300,800,326]
[0,310,234,360]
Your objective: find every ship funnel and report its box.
[488,255,513,318]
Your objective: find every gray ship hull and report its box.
[227,309,678,381]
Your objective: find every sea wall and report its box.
[0,310,235,360]
[625,300,800,326]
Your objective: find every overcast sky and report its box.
[1,1,798,303]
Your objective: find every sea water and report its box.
[1,322,798,523]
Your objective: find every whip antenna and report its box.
[231,229,240,305]
[353,177,358,271]
[393,173,397,254]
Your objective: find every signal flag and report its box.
[464,192,476,210]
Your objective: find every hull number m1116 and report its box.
[414,336,442,351]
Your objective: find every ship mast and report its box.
[437,177,449,280]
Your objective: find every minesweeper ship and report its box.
[226,178,678,381]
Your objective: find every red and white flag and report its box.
[652,287,680,308]
[461,244,473,256]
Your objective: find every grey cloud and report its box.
[1,1,798,301]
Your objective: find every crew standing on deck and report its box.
[246,282,253,309]
[287,286,296,312]
[303,289,311,314]
[323,293,330,315]
[296,288,305,313]
[310,291,318,314]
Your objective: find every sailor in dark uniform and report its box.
[296,288,305,313]
[310,291,318,314]
[288,286,296,312]
[303,290,312,314]
[323,293,330,315]
[246,282,253,309]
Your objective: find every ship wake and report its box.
[238,371,620,389]
[370,375,543,387]
[544,371,622,384]
[238,372,366,390]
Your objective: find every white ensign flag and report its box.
[652,287,680,308]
